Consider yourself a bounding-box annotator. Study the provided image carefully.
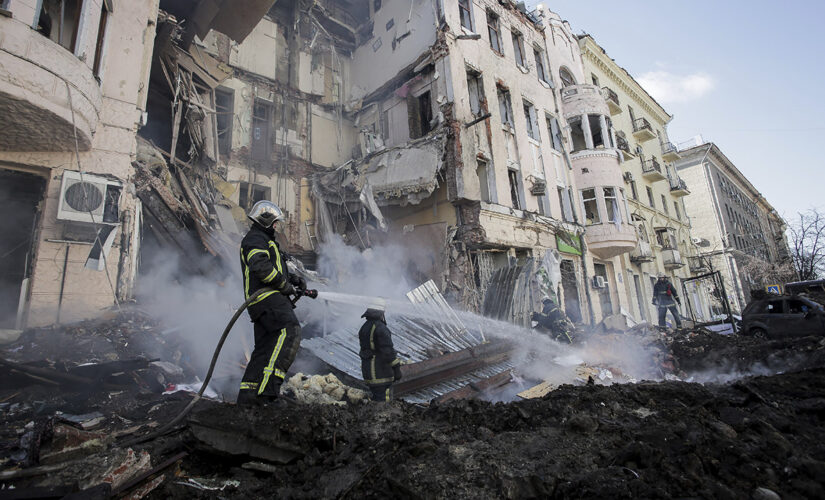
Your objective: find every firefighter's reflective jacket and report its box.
[240,224,297,324]
[653,280,680,307]
[358,311,400,385]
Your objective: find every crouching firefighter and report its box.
[358,299,402,402]
[531,296,574,344]
[237,200,306,406]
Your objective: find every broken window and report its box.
[238,182,271,211]
[591,73,600,86]
[92,1,112,80]
[537,191,550,216]
[486,11,502,55]
[661,195,669,215]
[582,188,600,225]
[477,159,491,203]
[558,187,572,222]
[512,31,526,67]
[646,186,655,208]
[559,67,576,87]
[568,116,586,152]
[467,70,485,118]
[215,88,234,157]
[508,169,522,210]
[408,91,433,139]
[497,87,514,128]
[589,115,604,148]
[534,48,549,84]
[37,0,84,52]
[604,187,619,223]
[251,99,273,162]
[523,101,539,141]
[630,180,638,200]
[545,115,562,152]
[655,228,678,249]
[459,0,473,31]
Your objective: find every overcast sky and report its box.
[527,0,824,219]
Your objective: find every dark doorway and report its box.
[252,99,273,163]
[0,170,46,329]
[560,259,581,323]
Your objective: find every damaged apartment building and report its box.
[166,0,600,324]
[0,0,278,330]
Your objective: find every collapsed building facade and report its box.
[676,140,792,312]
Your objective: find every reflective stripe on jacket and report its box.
[359,316,399,385]
[240,224,296,322]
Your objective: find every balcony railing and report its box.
[615,132,635,159]
[688,256,710,274]
[602,86,621,114]
[642,157,666,181]
[662,248,684,269]
[630,240,655,263]
[662,141,681,161]
[632,117,656,142]
[669,177,689,196]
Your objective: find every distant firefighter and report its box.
[358,299,402,401]
[653,273,683,329]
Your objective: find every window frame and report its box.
[581,188,600,225]
[534,46,549,84]
[486,10,502,55]
[497,86,514,129]
[523,100,540,142]
[559,67,576,87]
[511,30,526,68]
[458,0,473,32]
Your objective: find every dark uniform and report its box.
[532,298,574,343]
[358,309,401,402]
[653,277,682,329]
[237,223,302,404]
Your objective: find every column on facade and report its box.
[599,115,610,148]
[582,113,593,150]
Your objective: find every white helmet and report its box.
[247,200,284,228]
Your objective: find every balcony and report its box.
[630,240,655,263]
[662,248,684,270]
[0,15,101,151]
[688,256,710,274]
[560,84,610,119]
[615,132,636,160]
[602,87,621,115]
[584,223,638,260]
[662,142,681,162]
[632,117,656,142]
[642,157,666,182]
[669,177,689,197]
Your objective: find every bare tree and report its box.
[787,209,825,281]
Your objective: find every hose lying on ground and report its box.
[120,287,274,447]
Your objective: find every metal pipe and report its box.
[56,245,69,324]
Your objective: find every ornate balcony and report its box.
[615,132,636,160]
[662,142,681,162]
[662,248,684,270]
[0,15,101,151]
[584,222,638,260]
[630,240,655,263]
[642,157,666,182]
[669,177,689,197]
[602,86,621,115]
[561,84,610,119]
[632,117,656,142]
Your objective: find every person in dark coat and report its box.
[236,200,305,406]
[653,273,682,329]
[532,296,574,343]
[358,299,402,401]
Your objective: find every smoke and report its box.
[135,248,253,397]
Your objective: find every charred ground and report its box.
[1,315,824,499]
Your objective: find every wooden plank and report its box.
[517,380,556,399]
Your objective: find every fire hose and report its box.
[121,286,318,447]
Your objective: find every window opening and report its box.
[497,87,514,128]
[477,160,491,203]
[604,187,619,223]
[487,11,502,54]
[534,48,548,83]
[467,70,485,117]
[646,186,655,208]
[239,182,271,211]
[508,169,522,210]
[37,0,84,52]
[215,88,234,156]
[523,101,539,141]
[512,31,525,67]
[582,188,600,225]
[559,67,575,87]
[459,0,472,31]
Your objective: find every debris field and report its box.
[2,311,825,499]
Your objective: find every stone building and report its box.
[676,140,791,312]
[0,0,274,330]
[576,34,705,324]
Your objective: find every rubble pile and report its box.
[2,315,825,498]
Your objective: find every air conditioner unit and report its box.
[592,275,607,289]
[623,171,633,183]
[57,170,122,224]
